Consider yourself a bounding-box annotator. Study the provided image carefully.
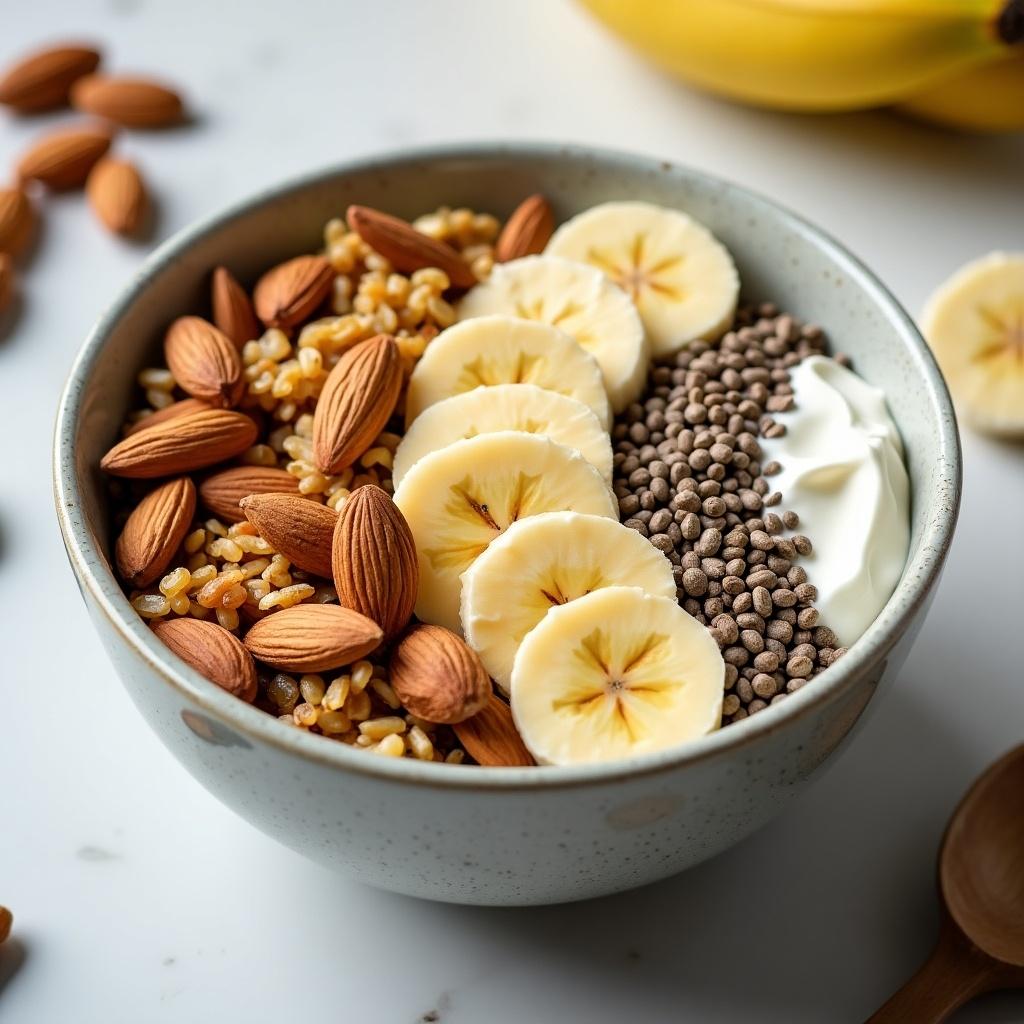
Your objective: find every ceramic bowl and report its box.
[54,143,961,906]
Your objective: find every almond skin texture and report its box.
[332,484,417,639]
[0,187,35,257]
[240,492,337,578]
[494,194,554,263]
[152,618,258,702]
[114,477,196,588]
[389,624,491,725]
[86,157,147,235]
[199,466,298,524]
[0,254,13,313]
[164,316,244,407]
[101,409,258,479]
[453,693,535,766]
[71,74,183,127]
[124,397,214,436]
[16,125,113,190]
[313,334,402,474]
[243,604,382,673]
[0,44,100,112]
[347,205,476,289]
[253,255,333,329]
[211,266,260,348]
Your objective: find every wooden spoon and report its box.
[867,744,1024,1022]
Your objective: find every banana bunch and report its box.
[579,0,1024,132]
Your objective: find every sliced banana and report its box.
[921,251,1024,438]
[511,586,724,766]
[458,256,649,413]
[393,384,612,488]
[461,512,676,696]
[404,315,611,429]
[393,432,617,632]
[546,200,739,358]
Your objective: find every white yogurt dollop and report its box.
[765,355,910,647]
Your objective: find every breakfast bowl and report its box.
[53,143,960,906]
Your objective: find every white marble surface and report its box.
[2,1,1023,1020]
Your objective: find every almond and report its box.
[101,408,258,479]
[332,484,417,639]
[151,618,258,702]
[86,157,147,235]
[494,194,554,263]
[125,397,214,436]
[16,124,113,190]
[0,254,13,314]
[453,693,535,766]
[243,604,382,673]
[239,492,337,578]
[0,187,35,257]
[347,205,476,289]
[253,254,334,329]
[164,316,244,407]
[211,266,260,348]
[70,73,183,127]
[312,334,402,474]
[389,624,491,725]
[115,476,196,587]
[0,43,100,112]
[199,466,298,524]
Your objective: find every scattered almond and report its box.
[243,604,383,673]
[115,476,196,587]
[332,484,417,639]
[164,316,244,408]
[71,73,183,127]
[199,465,298,524]
[494,194,553,262]
[0,187,35,257]
[124,397,214,436]
[253,254,334,329]
[239,492,337,578]
[211,266,260,348]
[312,334,402,474]
[152,618,258,702]
[389,624,491,725]
[85,156,147,235]
[101,408,258,478]
[453,693,535,766]
[0,905,11,944]
[0,254,13,313]
[16,124,114,190]
[0,43,100,112]
[347,204,476,289]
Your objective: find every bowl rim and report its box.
[53,140,961,792]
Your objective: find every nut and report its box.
[70,73,183,127]
[115,476,196,587]
[16,124,114,190]
[164,316,244,408]
[86,157,147,235]
[0,187,35,256]
[453,692,535,766]
[152,617,258,702]
[0,43,100,112]
[198,465,298,524]
[240,492,337,577]
[494,194,553,262]
[253,254,334,329]
[242,604,383,672]
[211,266,260,348]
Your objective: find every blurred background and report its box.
[1,1,1022,1021]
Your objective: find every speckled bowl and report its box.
[54,143,960,906]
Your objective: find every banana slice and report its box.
[404,315,611,429]
[511,586,724,766]
[458,256,649,413]
[393,384,613,488]
[546,200,739,358]
[393,432,617,632]
[461,512,676,696]
[921,251,1024,438]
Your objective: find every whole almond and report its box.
[101,408,258,479]
[115,476,196,587]
[125,397,214,436]
[347,205,476,289]
[243,604,382,673]
[164,316,244,407]
[332,484,417,639]
[211,266,260,348]
[453,693,535,766]
[0,43,100,112]
[313,334,402,474]
[0,254,13,313]
[86,157,147,235]
[253,255,334,329]
[494,194,554,263]
[389,624,491,725]
[16,124,113,190]
[0,187,35,257]
[152,618,258,702]
[240,492,337,578]
[71,73,183,127]
[199,466,298,524]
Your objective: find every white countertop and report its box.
[2,2,1023,1021]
